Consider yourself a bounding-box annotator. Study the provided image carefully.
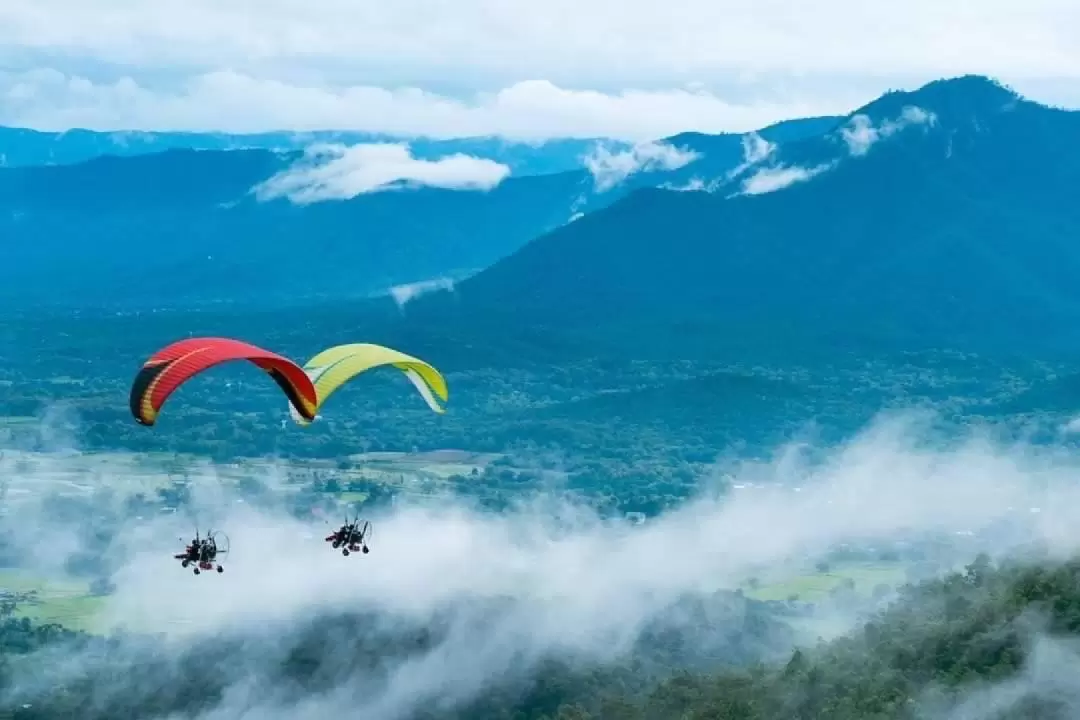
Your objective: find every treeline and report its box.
[2,555,1080,719]
[444,554,1080,720]
[0,589,793,719]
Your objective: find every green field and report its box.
[0,569,105,632]
[745,562,909,602]
[0,447,502,508]
[338,491,370,505]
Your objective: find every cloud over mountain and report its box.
[730,105,937,195]
[0,70,851,141]
[584,141,700,192]
[253,143,510,203]
[840,106,938,156]
[421,77,1080,358]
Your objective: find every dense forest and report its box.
[2,304,1067,503]
[0,553,1078,719]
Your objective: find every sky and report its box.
[1,0,1079,139]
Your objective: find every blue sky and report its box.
[1,0,1078,139]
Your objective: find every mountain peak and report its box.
[434,73,1080,357]
[907,74,1022,111]
[918,74,1017,97]
[852,75,1025,127]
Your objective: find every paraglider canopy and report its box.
[290,343,448,425]
[130,337,317,426]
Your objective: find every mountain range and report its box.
[9,74,1080,360]
[399,75,1080,359]
[0,127,620,176]
[0,112,838,309]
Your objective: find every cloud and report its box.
[723,105,935,197]
[388,277,456,308]
[659,131,778,194]
[252,143,510,204]
[8,412,1080,718]
[1,0,1078,89]
[2,2,1079,140]
[739,132,777,166]
[925,635,1080,718]
[738,162,836,195]
[840,105,937,157]
[660,177,709,192]
[0,69,853,141]
[724,131,779,182]
[583,140,700,192]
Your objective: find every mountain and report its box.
[566,115,843,213]
[649,115,843,189]
[407,76,1080,358]
[0,149,585,308]
[0,126,630,177]
[1,117,838,309]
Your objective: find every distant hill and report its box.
[0,126,627,177]
[411,76,1080,358]
[0,149,584,307]
[0,117,837,309]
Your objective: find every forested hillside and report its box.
[2,555,1078,719]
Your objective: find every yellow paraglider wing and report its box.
[289,343,448,425]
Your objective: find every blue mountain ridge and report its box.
[0,115,839,309]
[0,128,626,177]
[395,75,1080,359]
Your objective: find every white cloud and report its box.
[584,140,700,192]
[12,412,1080,717]
[660,177,709,192]
[389,277,456,308]
[722,105,934,197]
[252,142,510,204]
[932,636,1080,718]
[725,131,778,181]
[741,132,777,165]
[840,105,937,157]
[0,69,849,140]
[1,1,1079,138]
[660,131,778,193]
[738,162,836,195]
[1,0,1078,88]
[721,105,935,197]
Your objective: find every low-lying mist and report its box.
[4,411,1080,719]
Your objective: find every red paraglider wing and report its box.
[146,337,219,364]
[129,337,317,426]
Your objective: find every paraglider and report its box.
[288,343,448,424]
[175,529,229,575]
[129,337,317,426]
[326,513,372,556]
